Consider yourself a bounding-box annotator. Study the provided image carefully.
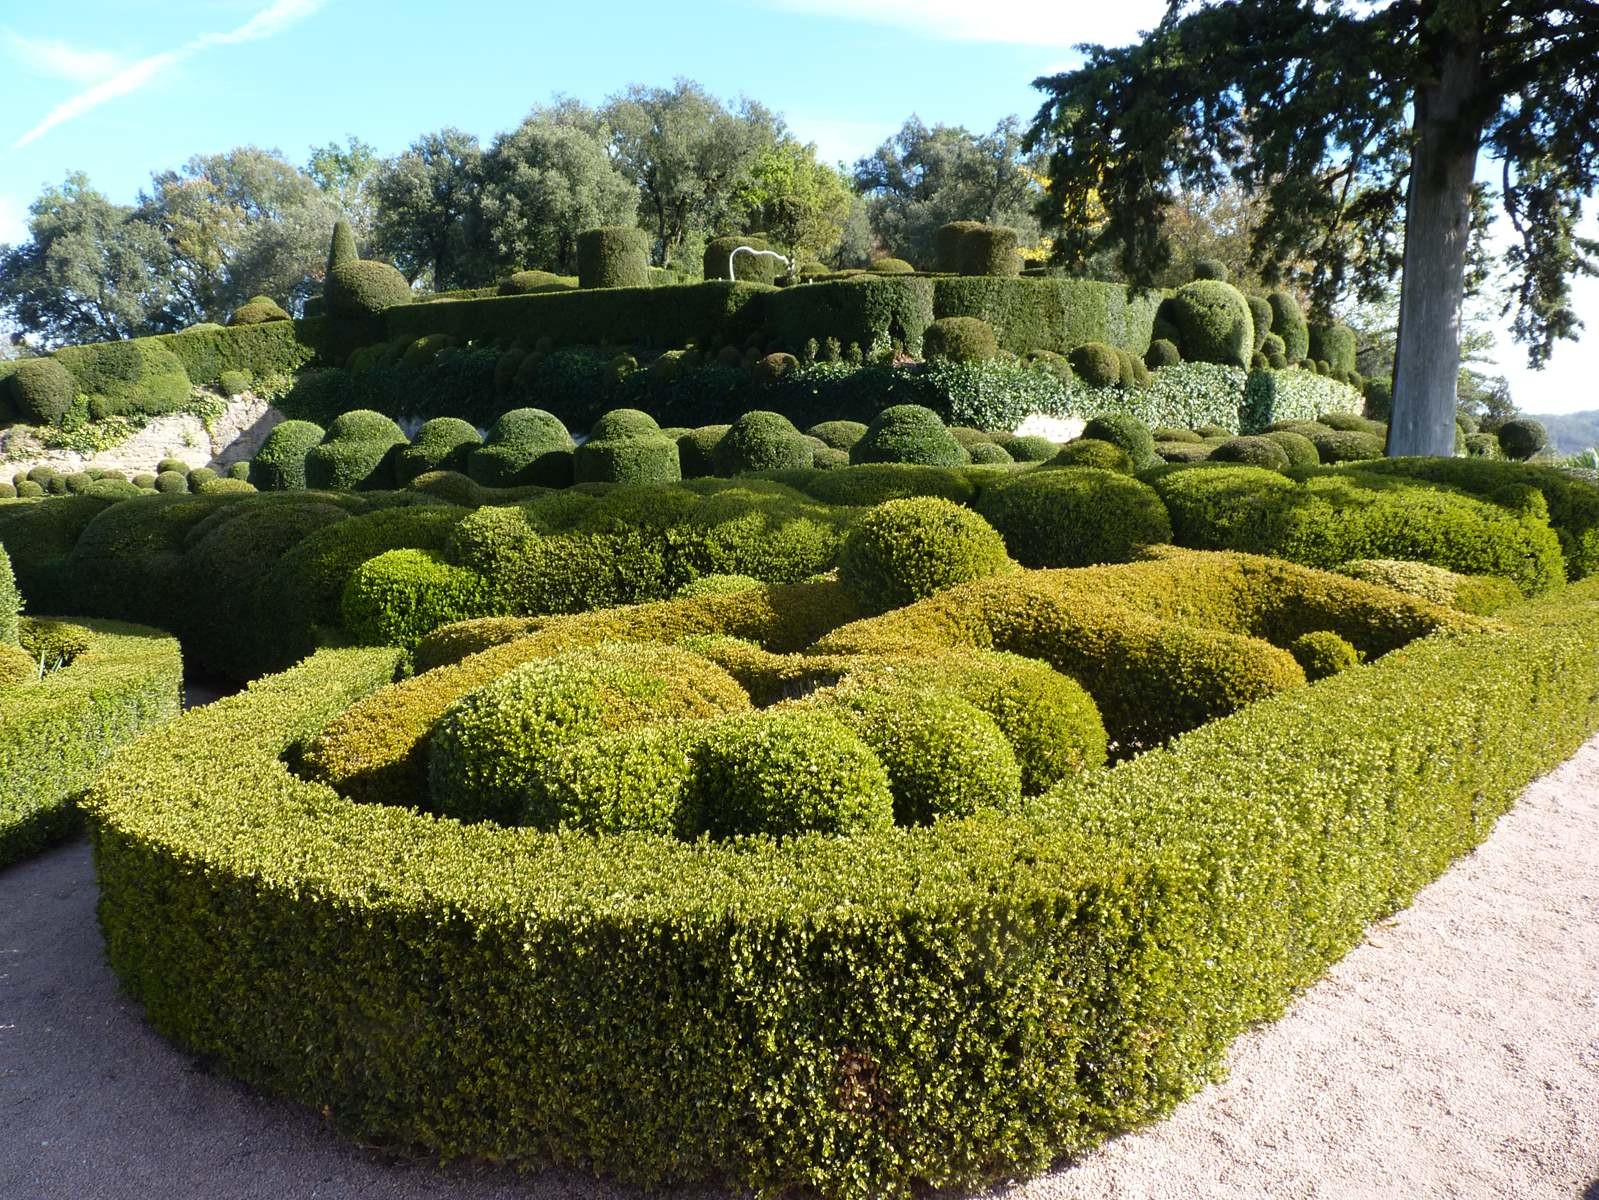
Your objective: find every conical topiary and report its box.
[326,219,358,277]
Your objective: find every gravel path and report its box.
[3,739,1597,1200]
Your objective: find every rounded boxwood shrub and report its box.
[1082,414,1155,468]
[1307,322,1357,375]
[1332,558,1522,616]
[226,461,251,480]
[468,408,575,488]
[1211,436,1292,471]
[341,548,487,651]
[1308,428,1386,463]
[828,685,1021,825]
[1171,280,1254,367]
[704,235,778,284]
[1264,430,1321,468]
[1318,412,1386,435]
[934,219,987,272]
[227,295,290,326]
[1144,338,1182,369]
[1050,438,1133,473]
[1261,332,1287,361]
[589,408,660,440]
[14,480,42,498]
[995,433,1058,463]
[675,425,731,478]
[155,458,189,476]
[250,420,325,491]
[497,270,572,295]
[153,470,189,494]
[1496,417,1549,461]
[325,260,412,318]
[695,709,894,840]
[674,573,763,599]
[806,420,867,451]
[1192,258,1229,282]
[753,352,798,384]
[1246,296,1273,349]
[976,469,1173,568]
[1266,291,1310,363]
[9,358,75,426]
[428,643,751,827]
[396,418,482,484]
[218,369,252,397]
[850,405,966,467]
[839,496,1012,612]
[949,427,995,449]
[1465,432,1501,458]
[967,442,1013,465]
[1289,630,1361,681]
[713,411,812,475]
[1153,427,1202,444]
[574,435,681,485]
[187,467,218,490]
[868,257,914,274]
[957,225,1021,277]
[1068,342,1123,388]
[1156,442,1213,463]
[304,410,408,491]
[923,316,998,364]
[578,226,651,289]
[811,445,849,469]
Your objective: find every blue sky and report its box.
[1,0,1593,416]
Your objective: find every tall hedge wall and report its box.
[81,575,1599,1197]
[1,617,182,865]
[931,277,1163,357]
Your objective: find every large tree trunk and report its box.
[1389,32,1486,457]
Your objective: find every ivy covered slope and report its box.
[81,559,1599,1198]
[0,540,183,864]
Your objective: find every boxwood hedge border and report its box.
[82,576,1599,1197]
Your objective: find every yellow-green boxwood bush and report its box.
[342,548,489,652]
[79,571,1599,1198]
[838,496,1011,612]
[1,617,181,865]
[975,468,1172,568]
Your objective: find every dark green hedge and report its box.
[83,566,1599,1198]
[764,276,936,358]
[1,617,182,865]
[931,277,1161,357]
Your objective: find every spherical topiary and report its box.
[217,369,252,397]
[154,457,189,476]
[1307,322,1358,375]
[828,685,1021,825]
[957,225,1021,277]
[227,295,290,325]
[671,425,730,478]
[839,496,1012,612]
[429,644,751,828]
[1308,428,1386,463]
[1152,427,1202,444]
[1263,430,1321,468]
[1314,359,1331,376]
[588,408,660,441]
[9,358,75,426]
[1289,630,1361,681]
[1144,338,1182,369]
[704,235,779,284]
[226,461,251,480]
[326,218,358,276]
[1317,411,1386,435]
[850,405,966,467]
[0,483,16,499]
[922,316,999,365]
[1495,417,1549,461]
[948,426,994,449]
[154,470,189,494]
[1082,414,1156,469]
[574,434,681,485]
[325,260,412,318]
[1211,436,1291,471]
[496,270,573,295]
[806,420,868,451]
[1261,332,1287,363]
[867,257,914,274]
[1050,438,1133,474]
[396,418,483,484]
[975,468,1172,568]
[467,408,575,487]
[811,445,849,470]
[934,220,987,272]
[187,466,219,490]
[967,442,1013,465]
[1192,258,1229,282]
[713,411,812,475]
[674,573,763,599]
[14,481,43,498]
[1465,431,1501,458]
[695,710,894,841]
[1365,377,1395,422]
[994,434,1058,463]
[1156,442,1213,463]
[752,352,798,385]
[130,473,157,488]
[250,420,326,491]
[304,410,408,491]
[578,226,651,289]
[1171,280,1255,367]
[1068,341,1124,388]
[1266,291,1310,363]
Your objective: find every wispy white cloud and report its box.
[3,32,122,84]
[12,0,327,149]
[763,0,1166,48]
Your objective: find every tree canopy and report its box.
[1028,0,1599,454]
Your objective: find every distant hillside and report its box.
[1528,410,1599,454]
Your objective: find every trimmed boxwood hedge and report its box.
[80,565,1599,1199]
[1,617,182,865]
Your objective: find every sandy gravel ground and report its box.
[2,739,1596,1200]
